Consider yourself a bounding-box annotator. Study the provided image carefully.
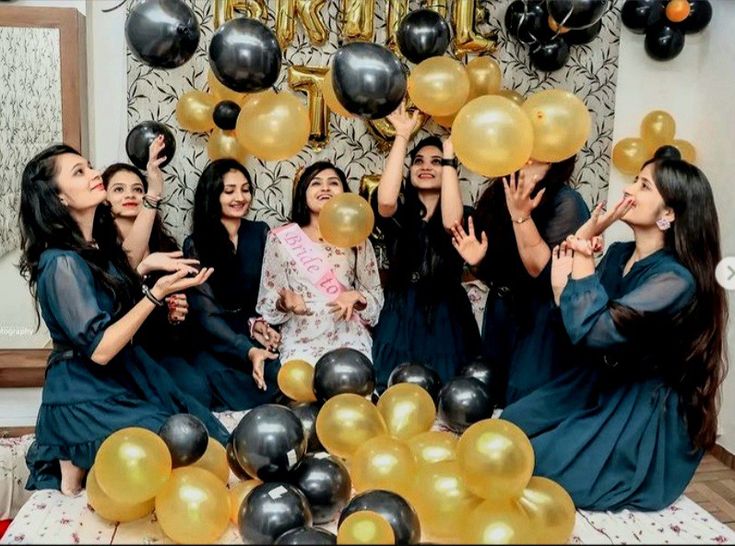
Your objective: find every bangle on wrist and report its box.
[143,194,162,210]
[142,284,165,306]
[441,157,458,168]
[512,215,530,225]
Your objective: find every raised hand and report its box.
[137,251,200,276]
[327,290,367,322]
[153,267,214,299]
[576,197,635,240]
[450,217,488,266]
[248,347,278,390]
[386,100,420,141]
[551,242,574,305]
[503,170,545,222]
[146,135,167,197]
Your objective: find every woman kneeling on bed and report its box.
[502,146,728,511]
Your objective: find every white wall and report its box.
[609,4,735,450]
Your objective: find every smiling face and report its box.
[409,145,443,191]
[54,153,106,212]
[219,169,252,219]
[305,168,345,215]
[622,163,675,228]
[106,170,145,218]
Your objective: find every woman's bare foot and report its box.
[59,460,85,496]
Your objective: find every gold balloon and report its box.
[359,173,381,203]
[452,96,534,178]
[208,128,248,164]
[322,68,353,118]
[213,0,267,28]
[278,359,317,402]
[176,91,217,133]
[467,56,502,100]
[386,0,410,53]
[318,193,376,249]
[672,138,696,163]
[496,89,525,106]
[522,89,591,162]
[228,479,261,524]
[350,435,417,497]
[641,110,676,152]
[191,437,231,484]
[86,466,154,523]
[433,112,457,128]
[316,393,388,459]
[338,511,396,545]
[365,97,428,151]
[452,0,498,56]
[155,467,231,545]
[236,91,311,161]
[207,69,249,105]
[612,137,650,175]
[377,383,436,441]
[275,0,328,49]
[95,427,172,505]
[408,57,470,117]
[426,0,448,18]
[288,65,330,150]
[457,419,534,501]
[518,477,576,545]
[461,499,534,544]
[410,460,482,542]
[407,430,458,465]
[342,0,375,41]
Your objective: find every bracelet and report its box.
[142,194,162,210]
[512,215,530,225]
[142,284,165,306]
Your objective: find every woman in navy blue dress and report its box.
[502,148,728,510]
[451,158,589,405]
[183,159,281,411]
[18,144,227,495]
[371,102,480,389]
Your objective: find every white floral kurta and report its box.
[256,229,384,365]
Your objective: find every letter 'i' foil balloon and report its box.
[158,413,209,467]
[339,490,421,544]
[239,482,313,544]
[289,453,352,524]
[125,0,200,69]
[232,404,307,481]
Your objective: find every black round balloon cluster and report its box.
[504,0,609,72]
[621,0,712,61]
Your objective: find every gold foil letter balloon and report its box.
[288,65,330,150]
[386,0,410,53]
[276,0,329,48]
[213,0,267,28]
[342,0,376,41]
[452,0,497,56]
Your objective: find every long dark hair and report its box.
[19,144,140,321]
[472,156,576,293]
[290,161,350,226]
[612,148,727,450]
[191,159,254,302]
[101,163,178,253]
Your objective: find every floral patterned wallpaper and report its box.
[0,27,63,256]
[127,0,622,244]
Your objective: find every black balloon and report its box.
[125,0,200,69]
[158,414,208,467]
[209,17,282,93]
[289,454,351,524]
[387,362,442,402]
[530,37,571,71]
[289,402,323,453]
[125,120,176,170]
[232,404,306,481]
[313,348,375,402]
[620,0,665,34]
[226,438,250,480]
[396,9,451,64]
[239,482,313,545]
[460,358,494,391]
[332,43,407,120]
[645,22,685,61]
[505,0,551,44]
[213,100,241,131]
[340,490,421,544]
[275,527,337,545]
[547,0,608,30]
[681,0,712,34]
[438,377,494,433]
[564,18,603,44]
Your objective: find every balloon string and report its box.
[101,0,129,13]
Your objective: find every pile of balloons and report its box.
[621,0,713,61]
[612,110,696,175]
[505,0,610,72]
[88,415,234,543]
